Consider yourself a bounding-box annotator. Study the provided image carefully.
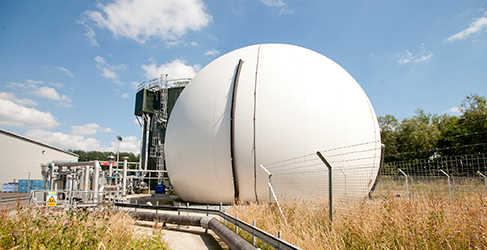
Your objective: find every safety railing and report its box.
[29,190,126,209]
[0,196,29,204]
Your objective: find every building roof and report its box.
[0,128,79,157]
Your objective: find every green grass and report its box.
[0,203,167,250]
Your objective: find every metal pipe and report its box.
[83,165,90,202]
[207,216,257,250]
[117,203,301,250]
[93,161,100,202]
[49,163,55,190]
[84,165,90,192]
[122,157,128,196]
[52,161,99,167]
[130,211,257,250]
[108,155,114,186]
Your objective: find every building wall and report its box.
[0,129,78,189]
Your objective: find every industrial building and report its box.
[0,128,78,190]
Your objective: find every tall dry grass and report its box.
[227,194,487,249]
[0,203,166,250]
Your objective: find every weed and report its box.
[227,195,487,249]
[0,204,167,250]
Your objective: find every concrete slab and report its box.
[135,221,228,250]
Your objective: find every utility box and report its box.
[134,88,156,116]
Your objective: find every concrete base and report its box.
[151,193,170,199]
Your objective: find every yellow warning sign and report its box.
[46,192,57,207]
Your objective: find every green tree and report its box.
[69,150,140,163]
[379,110,453,162]
[378,114,399,162]
[438,94,487,155]
[396,109,441,161]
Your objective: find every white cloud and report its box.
[71,123,114,135]
[32,86,73,107]
[6,80,72,107]
[25,129,102,151]
[121,93,129,99]
[204,48,220,56]
[101,127,115,133]
[49,82,64,88]
[102,135,140,154]
[191,41,199,46]
[25,128,132,152]
[0,99,60,128]
[141,58,200,79]
[72,123,100,135]
[77,18,99,47]
[79,0,212,45]
[26,79,43,85]
[446,15,487,42]
[397,43,434,65]
[94,55,126,85]
[56,66,74,77]
[444,106,462,116]
[0,92,38,106]
[259,0,293,15]
[131,81,142,89]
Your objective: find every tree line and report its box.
[379,93,487,162]
[68,150,140,163]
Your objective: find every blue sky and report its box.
[1,0,486,154]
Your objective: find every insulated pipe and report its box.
[99,185,120,192]
[130,211,202,226]
[84,165,90,191]
[52,161,99,167]
[206,216,257,250]
[49,163,55,190]
[130,211,257,250]
[83,165,90,203]
[66,175,73,191]
[122,157,129,196]
[108,155,115,186]
[94,161,100,202]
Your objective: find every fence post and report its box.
[259,165,273,203]
[477,171,487,196]
[440,170,452,202]
[317,151,332,222]
[398,169,409,198]
[337,166,347,201]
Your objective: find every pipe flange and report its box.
[200,216,213,229]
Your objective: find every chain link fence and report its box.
[262,142,487,205]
